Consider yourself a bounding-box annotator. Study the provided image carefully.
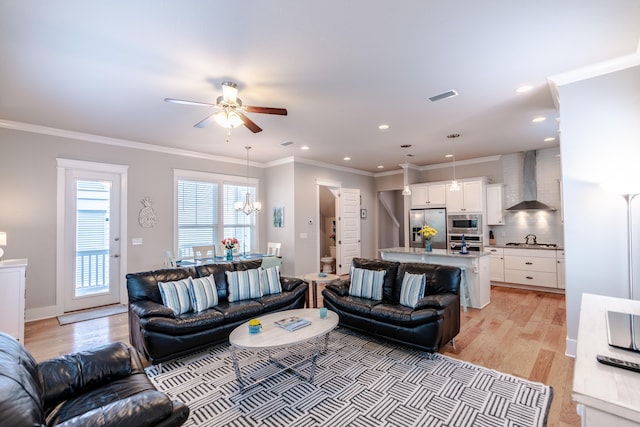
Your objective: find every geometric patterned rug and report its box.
[147,328,552,427]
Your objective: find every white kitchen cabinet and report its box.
[0,259,28,343]
[411,183,446,208]
[503,248,557,288]
[556,250,565,289]
[446,180,484,213]
[486,183,505,225]
[486,247,504,282]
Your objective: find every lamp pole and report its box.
[625,193,638,300]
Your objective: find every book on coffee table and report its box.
[275,316,311,332]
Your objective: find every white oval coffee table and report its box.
[228,308,338,391]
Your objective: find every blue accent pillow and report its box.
[400,272,426,308]
[261,266,282,295]
[189,274,218,312]
[348,267,385,300]
[226,268,263,302]
[158,278,192,315]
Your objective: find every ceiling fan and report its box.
[164,81,287,135]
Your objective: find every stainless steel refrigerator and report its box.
[409,208,447,249]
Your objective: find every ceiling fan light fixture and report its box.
[221,81,239,103]
[214,110,243,129]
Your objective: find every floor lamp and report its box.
[624,193,638,301]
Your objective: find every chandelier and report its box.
[234,146,262,215]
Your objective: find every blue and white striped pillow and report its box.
[226,268,263,302]
[400,272,426,308]
[348,267,385,300]
[158,278,192,315]
[189,274,218,312]
[261,266,282,295]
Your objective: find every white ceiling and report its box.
[1,1,639,173]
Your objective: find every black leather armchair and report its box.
[0,332,189,426]
[322,258,461,352]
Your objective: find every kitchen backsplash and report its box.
[490,147,564,247]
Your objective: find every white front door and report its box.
[58,160,126,312]
[337,188,361,275]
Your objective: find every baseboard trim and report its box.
[566,337,577,358]
[26,305,60,322]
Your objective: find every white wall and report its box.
[264,161,295,276]
[554,61,640,355]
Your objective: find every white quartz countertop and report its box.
[379,247,490,258]
[486,244,564,251]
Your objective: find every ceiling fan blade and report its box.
[194,113,216,128]
[165,98,215,107]
[245,106,288,116]
[237,112,263,133]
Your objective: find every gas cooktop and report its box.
[505,242,558,248]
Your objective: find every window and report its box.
[175,170,259,258]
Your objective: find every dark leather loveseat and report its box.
[322,257,461,352]
[0,332,189,426]
[126,259,307,366]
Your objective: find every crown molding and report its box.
[0,119,252,167]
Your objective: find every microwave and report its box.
[447,214,482,234]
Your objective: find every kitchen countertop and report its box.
[379,247,490,258]
[486,244,564,251]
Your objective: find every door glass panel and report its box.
[75,180,111,297]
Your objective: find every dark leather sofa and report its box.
[0,332,189,426]
[322,257,461,352]
[126,259,306,366]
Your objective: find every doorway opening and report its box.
[319,186,337,273]
[377,190,406,249]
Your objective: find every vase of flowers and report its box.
[417,224,438,252]
[221,237,238,261]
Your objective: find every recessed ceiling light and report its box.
[532,116,546,123]
[544,137,556,142]
[343,156,351,161]
[378,124,389,130]
[300,145,309,150]
[516,85,534,93]
[377,165,384,169]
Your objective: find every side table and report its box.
[303,273,339,308]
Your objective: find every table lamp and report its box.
[0,232,6,261]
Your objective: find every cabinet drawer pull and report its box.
[526,276,534,280]
[525,262,533,265]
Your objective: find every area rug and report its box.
[147,329,552,427]
[57,304,127,325]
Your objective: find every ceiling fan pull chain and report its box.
[226,128,231,143]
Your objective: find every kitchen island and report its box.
[379,247,490,309]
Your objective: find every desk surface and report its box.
[573,293,640,423]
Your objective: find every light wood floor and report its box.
[24,285,580,426]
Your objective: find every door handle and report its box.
[112,254,120,258]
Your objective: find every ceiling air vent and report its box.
[280,141,294,146]
[429,90,458,102]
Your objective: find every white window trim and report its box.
[173,169,261,258]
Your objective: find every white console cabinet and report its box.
[0,259,28,342]
[574,294,640,426]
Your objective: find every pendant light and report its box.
[234,146,262,215]
[448,133,460,191]
[401,144,412,196]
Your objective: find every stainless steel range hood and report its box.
[506,150,556,211]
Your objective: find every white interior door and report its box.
[63,170,122,312]
[337,188,361,275]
